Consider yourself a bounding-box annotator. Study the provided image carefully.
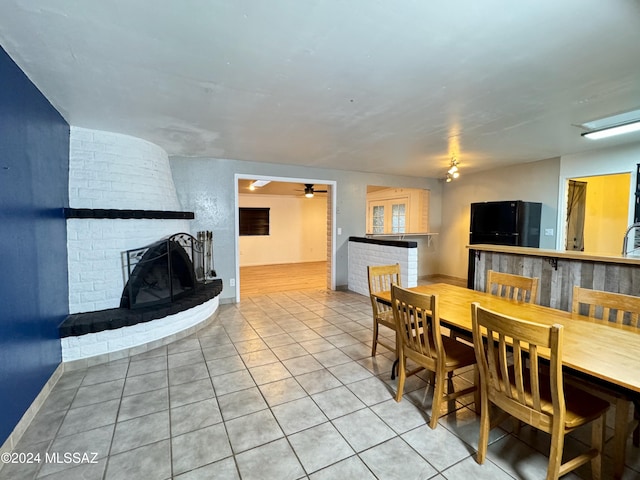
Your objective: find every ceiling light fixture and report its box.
[304,185,314,198]
[581,120,640,140]
[445,157,460,183]
[249,180,270,190]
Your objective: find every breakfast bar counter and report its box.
[467,244,640,311]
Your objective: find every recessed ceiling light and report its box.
[580,109,640,140]
[249,180,270,190]
[581,120,640,140]
[580,109,640,130]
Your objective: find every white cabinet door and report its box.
[368,198,408,234]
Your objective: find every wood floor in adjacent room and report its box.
[240,261,328,297]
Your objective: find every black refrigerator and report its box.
[469,201,541,247]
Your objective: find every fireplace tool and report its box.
[197,230,217,280]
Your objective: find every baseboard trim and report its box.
[422,274,467,287]
[0,362,65,467]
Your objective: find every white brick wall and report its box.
[67,127,190,313]
[61,296,219,362]
[69,127,181,210]
[348,240,418,296]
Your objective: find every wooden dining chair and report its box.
[368,263,401,357]
[571,285,640,476]
[471,302,609,480]
[391,284,477,429]
[572,285,640,327]
[486,270,539,303]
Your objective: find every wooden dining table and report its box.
[373,283,640,478]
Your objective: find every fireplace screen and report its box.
[121,233,205,309]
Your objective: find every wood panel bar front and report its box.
[468,244,640,311]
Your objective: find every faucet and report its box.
[622,222,640,256]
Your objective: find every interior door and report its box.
[565,180,587,251]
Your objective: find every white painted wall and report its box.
[67,127,190,313]
[170,157,442,302]
[68,128,639,304]
[439,157,561,280]
[67,131,640,305]
[238,194,327,266]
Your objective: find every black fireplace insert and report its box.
[121,233,205,309]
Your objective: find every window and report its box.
[391,203,406,233]
[239,207,270,236]
[368,201,406,234]
[372,205,385,234]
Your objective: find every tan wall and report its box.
[239,194,327,266]
[573,173,630,254]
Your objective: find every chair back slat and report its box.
[497,334,511,398]
[572,285,640,329]
[486,270,539,304]
[485,331,500,391]
[529,345,542,411]
[512,341,527,405]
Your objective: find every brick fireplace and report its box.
[62,127,221,365]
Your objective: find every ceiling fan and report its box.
[298,184,328,198]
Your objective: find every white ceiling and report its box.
[1,0,640,179]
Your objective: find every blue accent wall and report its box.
[0,46,69,444]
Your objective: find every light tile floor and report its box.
[1,288,639,479]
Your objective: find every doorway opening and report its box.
[564,173,631,254]
[234,175,336,301]
[565,180,587,251]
